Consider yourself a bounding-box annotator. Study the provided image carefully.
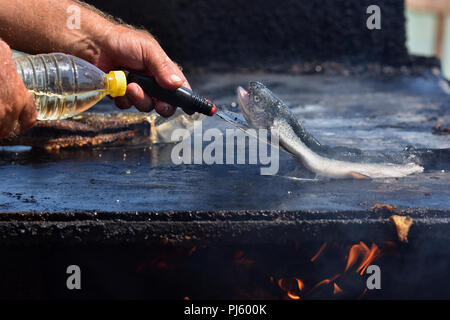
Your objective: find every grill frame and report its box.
[1,208,449,247]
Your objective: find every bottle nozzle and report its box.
[107,71,127,98]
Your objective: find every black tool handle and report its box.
[127,72,216,116]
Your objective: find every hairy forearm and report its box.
[0,0,116,63]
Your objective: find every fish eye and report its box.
[253,96,260,103]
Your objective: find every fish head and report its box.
[237,81,282,129]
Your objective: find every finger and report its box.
[167,69,193,115]
[145,42,188,91]
[181,78,191,90]
[12,121,21,137]
[151,63,194,115]
[154,99,176,118]
[0,125,12,139]
[0,114,17,139]
[18,96,37,133]
[0,99,22,138]
[114,95,132,109]
[126,83,154,112]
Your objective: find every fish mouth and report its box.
[237,86,249,107]
[237,86,250,119]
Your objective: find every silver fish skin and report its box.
[237,82,424,179]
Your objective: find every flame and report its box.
[310,274,340,292]
[333,283,343,295]
[356,243,381,275]
[278,277,304,300]
[234,250,255,267]
[345,241,381,275]
[345,243,365,272]
[271,241,395,299]
[188,246,197,256]
[287,292,301,300]
[358,288,368,300]
[184,296,190,300]
[310,242,327,262]
[296,278,305,291]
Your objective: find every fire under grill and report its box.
[0,0,449,300]
[1,209,450,299]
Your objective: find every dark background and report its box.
[85,0,409,70]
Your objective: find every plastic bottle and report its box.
[14,53,126,120]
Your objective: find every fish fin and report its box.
[346,171,372,180]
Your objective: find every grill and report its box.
[0,0,449,299]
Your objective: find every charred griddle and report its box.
[0,113,156,150]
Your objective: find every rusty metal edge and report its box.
[0,208,448,247]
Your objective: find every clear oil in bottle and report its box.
[14,53,126,120]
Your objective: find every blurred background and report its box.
[84,0,449,78]
[406,0,450,79]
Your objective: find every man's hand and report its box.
[0,0,193,118]
[95,25,193,117]
[0,40,36,139]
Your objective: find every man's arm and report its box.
[0,0,109,64]
[0,0,191,117]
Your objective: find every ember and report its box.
[432,124,450,135]
[371,203,397,213]
[390,216,413,243]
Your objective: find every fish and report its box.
[236,81,424,179]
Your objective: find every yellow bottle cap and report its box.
[107,71,127,98]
